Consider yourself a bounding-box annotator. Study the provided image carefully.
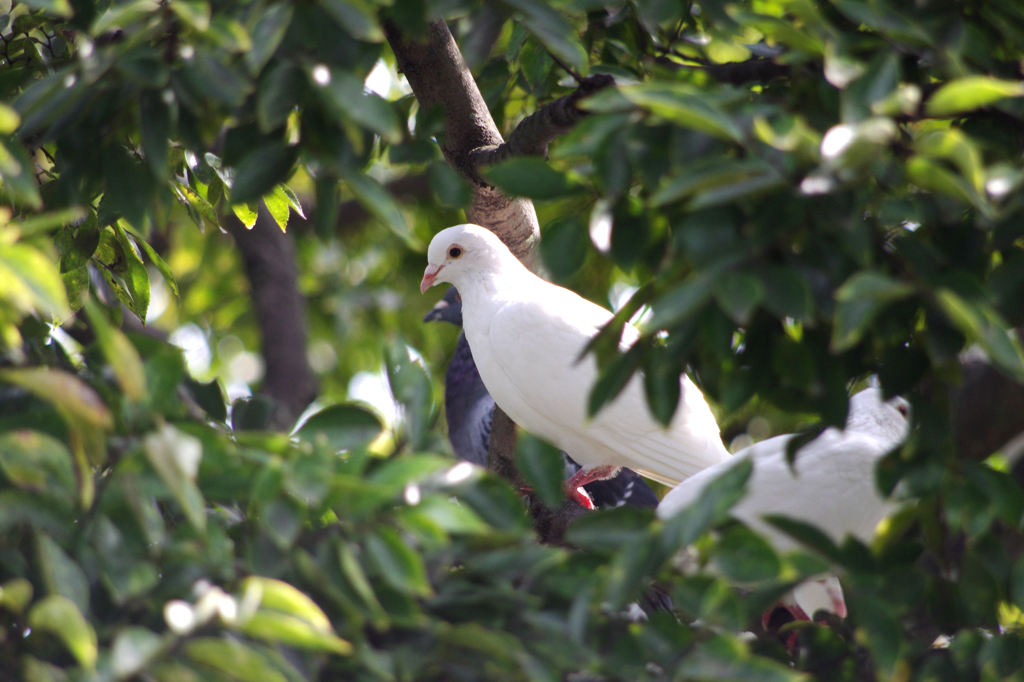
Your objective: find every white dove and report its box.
[657,385,910,621]
[420,224,730,506]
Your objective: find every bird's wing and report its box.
[445,334,496,466]
[482,284,725,485]
[658,429,894,548]
[480,287,608,439]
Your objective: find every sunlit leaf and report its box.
[84,299,147,400]
[143,423,206,531]
[620,83,743,142]
[926,76,1024,117]
[28,595,97,670]
[295,403,383,452]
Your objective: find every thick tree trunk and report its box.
[227,210,317,428]
[384,19,540,264]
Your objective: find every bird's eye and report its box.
[448,246,463,259]
[896,402,909,417]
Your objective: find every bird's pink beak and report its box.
[420,264,443,294]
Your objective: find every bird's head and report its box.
[847,385,910,445]
[422,286,463,326]
[420,224,514,294]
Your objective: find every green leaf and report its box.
[231,395,276,431]
[385,341,435,449]
[245,3,292,75]
[0,104,19,134]
[339,168,412,245]
[651,159,780,208]
[242,577,332,631]
[295,403,383,452]
[366,455,451,491]
[713,270,764,324]
[540,216,588,280]
[311,67,402,142]
[103,145,151,230]
[649,272,714,330]
[504,0,588,75]
[428,160,472,208]
[239,611,353,655]
[659,458,753,551]
[0,578,33,614]
[831,271,914,352]
[845,588,903,675]
[140,91,171,178]
[0,243,72,320]
[321,0,384,41]
[21,0,73,18]
[588,346,642,417]
[170,0,210,31]
[28,596,97,670]
[683,634,805,682]
[36,531,90,614]
[174,180,219,229]
[763,515,844,563]
[620,83,743,142]
[112,225,151,320]
[365,527,432,597]
[134,235,180,298]
[455,476,531,532]
[0,430,74,496]
[230,142,298,206]
[643,351,681,427]
[566,505,656,552]
[926,76,1024,117]
[181,48,251,107]
[185,638,290,681]
[336,542,388,621]
[483,157,576,200]
[0,138,43,209]
[232,201,259,229]
[263,184,295,232]
[906,155,984,210]
[936,289,1024,381]
[143,423,206,531]
[257,61,301,132]
[0,367,112,430]
[515,435,566,507]
[762,266,814,321]
[713,524,782,582]
[84,299,147,400]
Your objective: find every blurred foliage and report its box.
[2,0,1024,679]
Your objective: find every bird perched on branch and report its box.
[657,385,910,623]
[424,287,660,510]
[420,224,730,507]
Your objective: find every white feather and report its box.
[656,386,910,617]
[422,224,730,487]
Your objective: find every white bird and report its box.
[657,385,910,620]
[420,224,730,505]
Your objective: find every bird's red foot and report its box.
[563,464,620,510]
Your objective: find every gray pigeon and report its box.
[425,287,660,510]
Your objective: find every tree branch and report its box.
[226,209,317,429]
[386,18,605,538]
[469,73,615,167]
[384,18,540,263]
[952,351,1024,462]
